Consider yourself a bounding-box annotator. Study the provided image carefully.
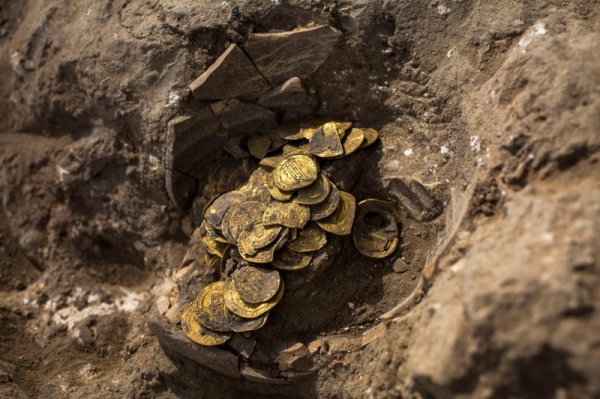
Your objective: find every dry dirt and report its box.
[1,0,599,398]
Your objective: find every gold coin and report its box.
[239,222,282,251]
[352,199,399,259]
[272,247,314,271]
[268,171,293,202]
[297,173,331,205]
[285,222,327,252]
[181,302,232,346]
[359,128,379,148]
[237,229,284,264]
[199,222,228,257]
[223,278,285,318]
[274,154,319,191]
[259,154,284,169]
[232,265,281,304]
[263,200,311,229]
[308,122,344,158]
[310,182,340,221]
[204,191,246,230]
[196,281,232,332]
[247,134,272,160]
[316,191,356,235]
[239,167,272,203]
[221,201,266,244]
[225,308,269,333]
[339,127,364,157]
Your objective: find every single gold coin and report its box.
[223,278,285,318]
[286,222,328,252]
[297,173,331,205]
[259,154,284,169]
[181,302,232,346]
[240,222,282,251]
[273,154,319,191]
[359,128,379,148]
[232,265,281,304]
[199,222,228,257]
[310,182,341,221]
[309,122,344,158]
[196,281,232,332]
[340,127,364,157]
[268,171,293,202]
[221,201,266,244]
[352,199,399,259]
[272,247,314,271]
[247,134,272,159]
[316,191,356,235]
[237,230,282,263]
[239,167,272,203]
[225,308,269,333]
[263,200,311,229]
[204,191,246,229]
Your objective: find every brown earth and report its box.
[1,0,599,398]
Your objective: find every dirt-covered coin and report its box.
[309,122,344,158]
[263,200,311,229]
[224,308,269,333]
[223,278,285,319]
[316,191,356,235]
[339,127,364,157]
[353,199,399,259]
[232,265,281,304]
[247,134,272,160]
[309,182,341,221]
[273,154,319,191]
[272,247,315,271]
[239,222,282,251]
[238,229,289,264]
[239,167,272,203]
[204,191,246,229]
[358,128,379,148]
[286,222,327,252]
[181,302,232,346]
[268,171,293,201]
[297,173,331,205]
[221,201,266,244]
[196,281,232,332]
[259,154,284,169]
[199,221,229,257]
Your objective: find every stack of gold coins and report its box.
[182,120,399,346]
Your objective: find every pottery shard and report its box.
[147,316,240,379]
[190,44,271,101]
[214,100,278,137]
[244,25,341,86]
[258,77,308,109]
[166,110,226,210]
[275,342,310,372]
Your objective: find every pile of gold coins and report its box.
[182,120,400,346]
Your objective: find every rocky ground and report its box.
[0,0,599,398]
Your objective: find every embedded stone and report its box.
[214,100,277,137]
[386,178,443,222]
[258,77,308,109]
[227,333,256,359]
[275,342,310,372]
[190,44,271,101]
[244,25,341,86]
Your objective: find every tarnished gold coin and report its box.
[204,191,246,230]
[221,201,266,244]
[232,265,281,304]
[237,231,277,263]
[225,308,269,333]
[181,302,232,346]
[340,127,364,157]
[259,154,284,169]
[199,222,228,257]
[196,281,232,332]
[263,200,311,229]
[297,173,331,205]
[352,199,399,259]
[239,167,272,203]
[272,247,314,271]
[310,182,340,221]
[223,278,285,318]
[316,191,356,235]
[239,222,282,251]
[268,171,293,202]
[309,122,344,158]
[359,128,379,148]
[247,134,272,160]
[286,222,327,252]
[273,154,319,191]
[281,119,352,141]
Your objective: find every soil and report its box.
[1,0,599,398]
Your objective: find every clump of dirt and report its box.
[1,1,599,398]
